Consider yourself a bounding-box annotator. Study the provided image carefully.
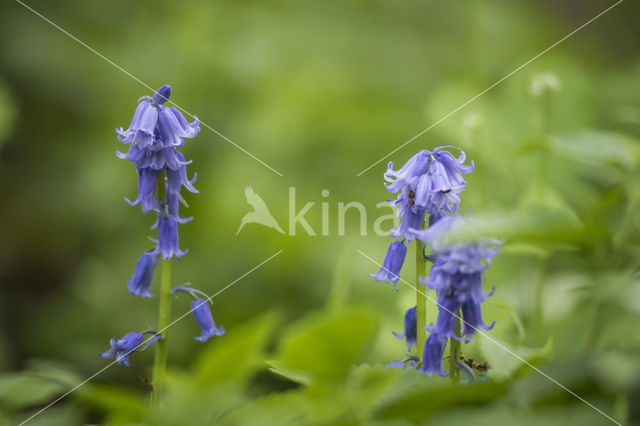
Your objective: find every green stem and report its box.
[449,308,461,382]
[416,237,427,356]
[151,258,172,406]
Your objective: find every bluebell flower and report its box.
[421,244,499,306]
[116,98,158,150]
[428,210,447,227]
[150,210,187,260]
[384,150,431,193]
[413,162,461,214]
[369,240,407,290]
[117,143,190,171]
[167,152,198,194]
[425,294,463,341]
[117,85,199,215]
[156,106,199,149]
[125,168,159,214]
[389,205,426,242]
[101,331,161,367]
[419,333,448,376]
[414,148,473,214]
[392,306,417,351]
[127,253,159,297]
[117,86,199,151]
[460,299,495,337]
[385,147,473,216]
[191,299,225,342]
[167,190,193,224]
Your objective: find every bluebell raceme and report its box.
[376,146,499,377]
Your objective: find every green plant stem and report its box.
[449,308,461,382]
[416,238,427,356]
[151,258,172,407]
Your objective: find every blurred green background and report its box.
[1,0,639,425]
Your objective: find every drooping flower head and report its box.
[149,205,187,260]
[124,168,159,214]
[425,294,464,341]
[384,150,431,194]
[116,85,199,260]
[392,306,418,351]
[369,240,407,290]
[116,85,199,156]
[385,146,474,224]
[101,331,161,367]
[191,299,226,342]
[171,285,226,343]
[127,253,159,297]
[419,333,448,376]
[389,189,426,243]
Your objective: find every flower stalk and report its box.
[151,256,172,406]
[151,171,172,406]
[449,308,461,382]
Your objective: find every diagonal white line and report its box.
[356,249,622,426]
[18,249,284,426]
[356,0,624,176]
[13,0,284,177]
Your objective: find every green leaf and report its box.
[327,244,355,311]
[426,403,617,426]
[0,374,67,410]
[479,334,553,380]
[269,307,377,386]
[345,364,401,417]
[444,208,583,244]
[17,405,83,426]
[193,310,281,387]
[219,391,311,426]
[373,369,508,422]
[75,383,145,420]
[484,301,526,343]
[266,361,314,386]
[550,131,640,172]
[0,360,80,411]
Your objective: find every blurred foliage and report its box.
[1,0,640,425]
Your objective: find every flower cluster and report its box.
[370,145,498,378]
[386,147,473,240]
[102,86,224,367]
[370,147,473,291]
[116,84,198,258]
[414,217,500,376]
